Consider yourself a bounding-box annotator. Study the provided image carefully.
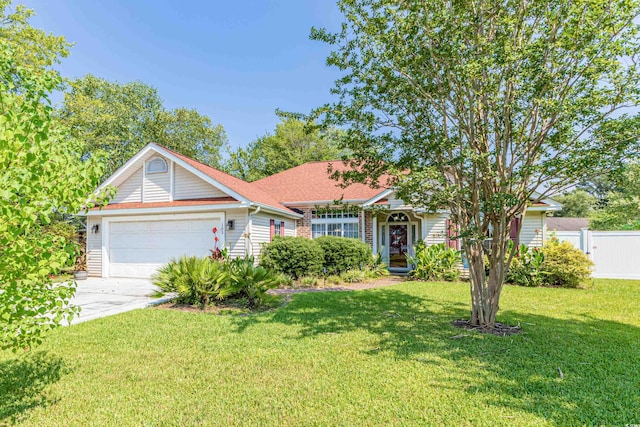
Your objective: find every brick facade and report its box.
[364,211,373,246]
[295,207,313,239]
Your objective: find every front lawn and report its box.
[2,279,639,426]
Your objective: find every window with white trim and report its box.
[310,209,359,239]
[146,157,168,174]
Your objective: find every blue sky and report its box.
[21,0,343,150]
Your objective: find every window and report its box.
[387,212,409,222]
[310,209,359,239]
[146,157,168,174]
[270,219,285,241]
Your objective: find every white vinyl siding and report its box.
[87,216,102,276]
[519,212,544,248]
[251,212,296,259]
[225,209,249,259]
[422,214,448,245]
[174,165,227,200]
[112,167,142,203]
[385,193,413,210]
[143,163,171,202]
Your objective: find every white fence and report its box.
[553,229,640,280]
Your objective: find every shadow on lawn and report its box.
[234,286,640,425]
[0,352,67,424]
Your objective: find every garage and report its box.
[106,215,223,278]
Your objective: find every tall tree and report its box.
[57,75,228,178]
[311,0,640,329]
[0,0,71,89]
[590,162,640,230]
[554,190,598,217]
[0,2,110,351]
[225,118,347,181]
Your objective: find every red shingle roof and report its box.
[252,161,390,204]
[161,146,296,214]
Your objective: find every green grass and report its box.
[2,279,639,426]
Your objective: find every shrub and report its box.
[541,239,593,288]
[315,235,373,275]
[366,253,390,278]
[152,256,224,306]
[505,244,546,287]
[340,269,367,283]
[326,275,342,285]
[153,255,283,307]
[260,237,324,279]
[408,242,461,281]
[300,276,319,286]
[221,256,280,307]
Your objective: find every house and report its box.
[546,217,589,231]
[86,143,561,278]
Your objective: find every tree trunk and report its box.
[466,226,509,329]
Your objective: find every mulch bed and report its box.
[452,319,522,336]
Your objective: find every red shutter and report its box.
[510,218,520,243]
[280,221,285,236]
[446,219,459,250]
[270,219,275,241]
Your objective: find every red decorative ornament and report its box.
[214,236,219,242]
[212,227,218,234]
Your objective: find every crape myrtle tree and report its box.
[0,2,110,350]
[310,0,640,329]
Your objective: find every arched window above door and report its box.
[387,212,409,222]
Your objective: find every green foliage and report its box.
[153,256,282,308]
[505,240,593,288]
[541,240,594,288]
[152,256,225,306]
[0,1,71,90]
[224,117,347,181]
[300,276,319,287]
[366,253,390,277]
[554,190,598,218]
[310,0,640,327]
[340,269,367,283]
[57,74,228,179]
[259,237,324,279]
[0,3,111,351]
[505,244,546,287]
[325,275,342,285]
[315,235,372,275]
[222,256,280,308]
[408,243,461,282]
[589,162,640,230]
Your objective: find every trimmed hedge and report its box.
[259,235,373,278]
[315,235,373,275]
[259,236,324,279]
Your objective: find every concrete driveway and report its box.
[68,277,175,325]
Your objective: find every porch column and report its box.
[372,215,378,254]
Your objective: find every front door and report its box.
[388,224,408,268]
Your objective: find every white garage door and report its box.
[108,216,222,278]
